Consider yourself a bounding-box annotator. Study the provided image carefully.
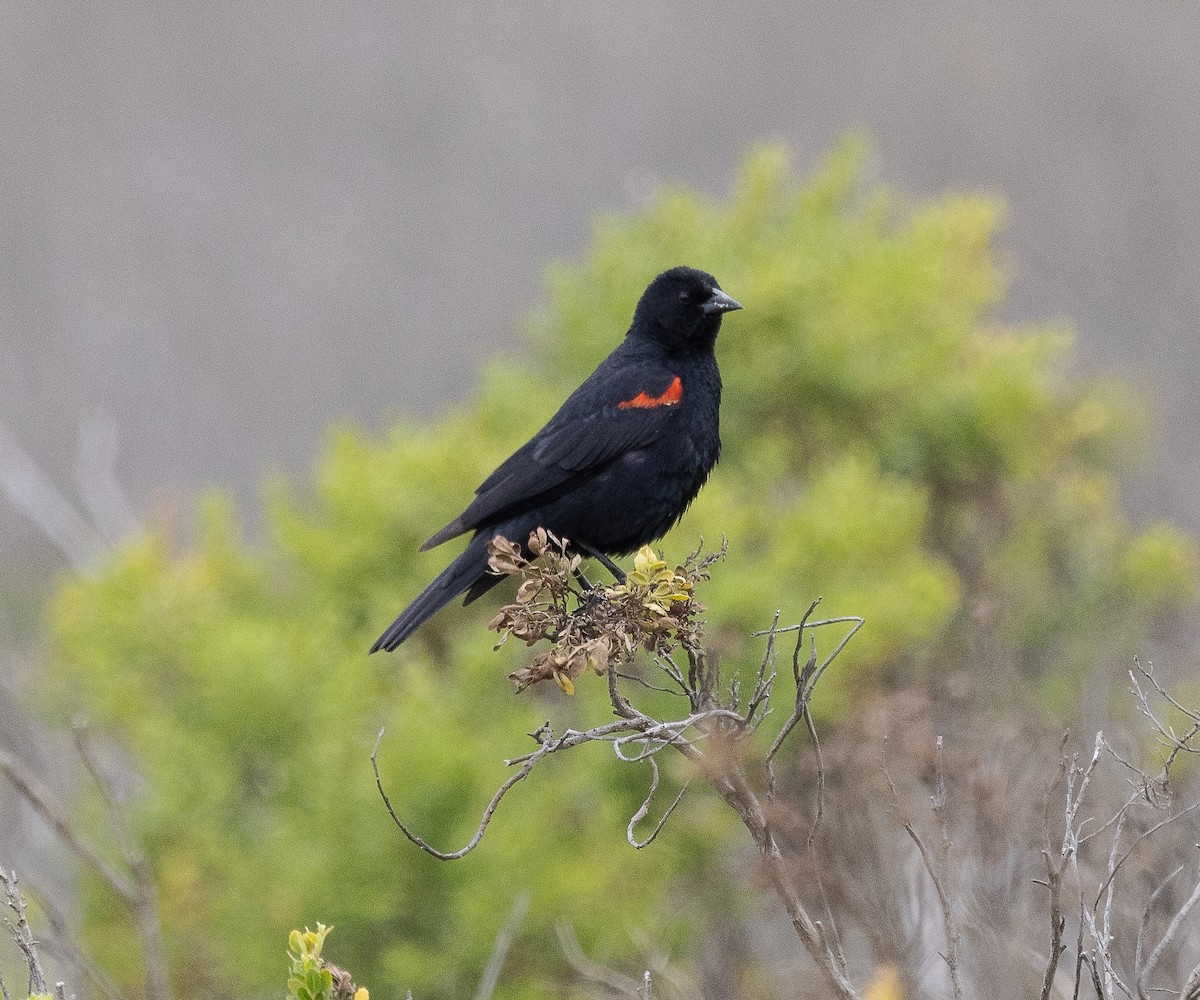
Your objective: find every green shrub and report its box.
[44,140,1196,997]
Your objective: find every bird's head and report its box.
[630,266,743,354]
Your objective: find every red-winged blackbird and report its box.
[371,266,741,652]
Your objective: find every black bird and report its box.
[371,266,742,652]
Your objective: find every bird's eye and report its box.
[679,291,692,303]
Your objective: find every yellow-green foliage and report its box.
[287,925,338,1000]
[287,924,367,1000]
[45,141,1196,997]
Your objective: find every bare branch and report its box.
[1139,870,1200,996]
[930,736,962,1000]
[0,730,167,1000]
[0,746,138,906]
[749,614,867,637]
[1036,732,1095,1000]
[1183,960,1200,1000]
[883,746,962,1000]
[1130,658,1200,783]
[1037,843,1066,1000]
[764,601,819,803]
[71,724,169,1000]
[1089,804,1127,999]
[652,655,690,697]
[1092,799,1200,910]
[2,869,47,996]
[626,755,689,850]
[1132,657,1200,726]
[1133,865,1183,1000]
[557,923,645,997]
[75,411,141,545]
[0,421,107,569]
[472,891,531,1000]
[373,726,564,861]
[614,670,688,696]
[376,532,1200,1000]
[10,867,128,1000]
[374,719,673,859]
[742,608,782,727]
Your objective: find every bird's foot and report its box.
[572,539,627,584]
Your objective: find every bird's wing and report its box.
[420,363,683,550]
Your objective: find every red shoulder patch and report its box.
[618,376,683,410]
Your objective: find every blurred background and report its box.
[3,1,1199,613]
[3,3,1199,999]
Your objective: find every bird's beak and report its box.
[702,288,744,314]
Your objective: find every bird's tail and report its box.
[369,534,501,653]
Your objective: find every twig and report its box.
[652,656,690,698]
[0,747,137,906]
[556,923,645,997]
[615,670,687,696]
[626,755,689,849]
[1183,959,1200,1000]
[472,891,531,1000]
[0,737,166,1000]
[1071,900,1087,1000]
[749,614,868,637]
[374,727,553,860]
[742,609,781,727]
[40,930,123,1000]
[1,869,48,995]
[1131,658,1200,726]
[883,749,962,1000]
[71,724,169,1000]
[764,600,819,803]
[1098,810,1126,998]
[15,869,127,1000]
[1138,871,1200,996]
[930,736,962,1000]
[0,422,107,569]
[1092,799,1200,910]
[1132,865,1183,1000]
[374,719,664,859]
[1038,736,1070,1000]
[1130,658,1200,782]
[1038,856,1066,1000]
[906,822,961,999]
[1081,951,1104,999]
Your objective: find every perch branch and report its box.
[376,541,864,996]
